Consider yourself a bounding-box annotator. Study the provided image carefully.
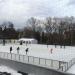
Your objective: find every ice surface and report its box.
[0,44,75,62]
[0,44,75,74]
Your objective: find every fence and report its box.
[67,58,75,70]
[0,39,18,44]
[0,52,72,72]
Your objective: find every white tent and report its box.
[18,38,38,44]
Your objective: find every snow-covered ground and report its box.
[0,43,75,74]
[67,64,75,74]
[0,65,22,75]
[0,44,75,62]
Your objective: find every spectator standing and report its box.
[10,46,12,53]
[17,47,20,54]
[25,48,29,55]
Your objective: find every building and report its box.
[18,38,38,44]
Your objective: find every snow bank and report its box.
[0,65,22,75]
[67,64,75,74]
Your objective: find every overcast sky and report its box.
[0,0,75,28]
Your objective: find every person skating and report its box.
[10,46,12,53]
[25,48,29,55]
[17,47,20,54]
[50,48,53,54]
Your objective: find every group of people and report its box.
[10,46,29,55]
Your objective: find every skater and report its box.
[25,48,29,55]
[50,48,53,54]
[47,43,48,48]
[64,45,65,48]
[3,39,5,46]
[17,47,20,54]
[20,41,22,45]
[10,46,12,53]
[55,43,57,48]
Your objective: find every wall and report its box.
[0,58,74,75]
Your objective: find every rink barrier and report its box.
[67,58,75,71]
[0,52,72,72]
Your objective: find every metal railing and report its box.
[66,58,75,71]
[0,52,70,72]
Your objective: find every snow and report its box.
[0,44,75,62]
[0,43,75,74]
[67,64,75,74]
[0,65,22,75]
[18,38,37,41]
[18,38,38,44]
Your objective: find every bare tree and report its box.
[45,17,52,33]
[44,17,53,45]
[8,21,14,29]
[26,17,37,31]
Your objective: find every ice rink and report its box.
[0,44,75,62]
[0,43,75,74]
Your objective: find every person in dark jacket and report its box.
[20,41,22,45]
[10,46,12,53]
[17,47,20,54]
[25,48,29,55]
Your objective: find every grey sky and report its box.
[68,0,75,5]
[0,0,75,28]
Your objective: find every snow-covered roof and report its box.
[18,38,37,41]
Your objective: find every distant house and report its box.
[18,38,38,44]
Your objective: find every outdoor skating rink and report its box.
[0,43,75,62]
[0,43,75,74]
